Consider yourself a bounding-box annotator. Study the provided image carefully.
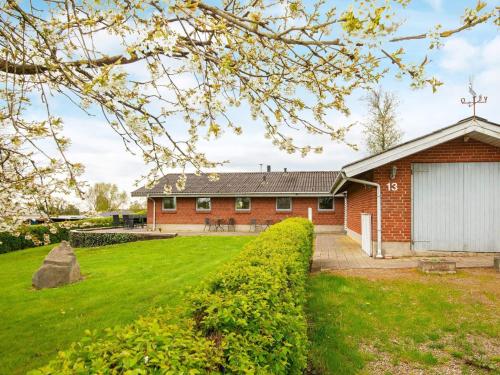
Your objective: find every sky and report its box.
[39,0,500,205]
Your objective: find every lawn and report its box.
[0,236,252,374]
[307,269,499,374]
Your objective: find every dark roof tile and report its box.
[131,171,339,197]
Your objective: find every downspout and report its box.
[344,177,383,259]
[343,192,348,232]
[147,195,156,231]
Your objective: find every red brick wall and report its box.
[346,137,500,242]
[148,196,344,226]
[345,176,376,235]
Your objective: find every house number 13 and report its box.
[387,182,398,191]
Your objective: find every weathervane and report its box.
[461,78,487,117]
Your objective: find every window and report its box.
[276,197,292,211]
[196,197,211,211]
[318,196,334,211]
[235,197,251,211]
[162,197,176,210]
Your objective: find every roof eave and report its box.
[132,191,337,198]
[342,119,500,178]
[330,172,348,195]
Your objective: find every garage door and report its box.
[412,162,500,252]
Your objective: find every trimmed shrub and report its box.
[0,217,112,254]
[31,316,222,375]
[189,217,313,373]
[33,218,313,374]
[69,231,143,248]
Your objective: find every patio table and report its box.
[133,215,146,228]
[215,218,225,231]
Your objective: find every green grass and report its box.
[306,270,500,374]
[0,236,252,374]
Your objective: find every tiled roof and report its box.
[131,171,339,197]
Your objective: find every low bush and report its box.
[31,316,222,375]
[0,217,112,254]
[33,218,314,374]
[189,217,314,373]
[69,230,142,248]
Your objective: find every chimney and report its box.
[284,168,287,173]
[266,165,271,172]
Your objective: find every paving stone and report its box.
[313,234,495,271]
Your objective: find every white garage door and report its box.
[412,162,500,252]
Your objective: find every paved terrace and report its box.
[313,234,497,272]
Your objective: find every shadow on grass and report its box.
[306,276,368,374]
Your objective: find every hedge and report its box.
[33,217,314,374]
[0,217,112,254]
[70,230,146,248]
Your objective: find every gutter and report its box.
[147,195,156,231]
[133,192,345,198]
[335,173,383,259]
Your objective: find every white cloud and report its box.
[198,120,363,173]
[61,116,149,190]
[439,38,479,72]
[424,0,443,12]
[477,68,500,88]
[482,35,500,65]
[440,34,500,75]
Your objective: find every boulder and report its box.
[32,241,81,289]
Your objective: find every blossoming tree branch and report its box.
[0,0,498,233]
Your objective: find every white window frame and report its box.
[162,197,177,211]
[235,197,251,211]
[276,197,292,212]
[318,196,335,211]
[196,197,211,211]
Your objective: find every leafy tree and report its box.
[129,200,147,213]
[0,0,497,231]
[59,204,81,216]
[38,200,81,216]
[86,183,128,213]
[363,88,403,154]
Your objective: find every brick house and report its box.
[132,171,345,232]
[133,116,500,256]
[331,116,500,257]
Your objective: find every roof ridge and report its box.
[156,171,339,176]
[456,115,497,126]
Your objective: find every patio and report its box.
[312,233,497,272]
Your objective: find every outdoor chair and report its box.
[227,218,236,232]
[204,217,214,231]
[112,214,120,227]
[215,218,225,231]
[249,219,262,232]
[123,215,134,229]
[264,219,273,230]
